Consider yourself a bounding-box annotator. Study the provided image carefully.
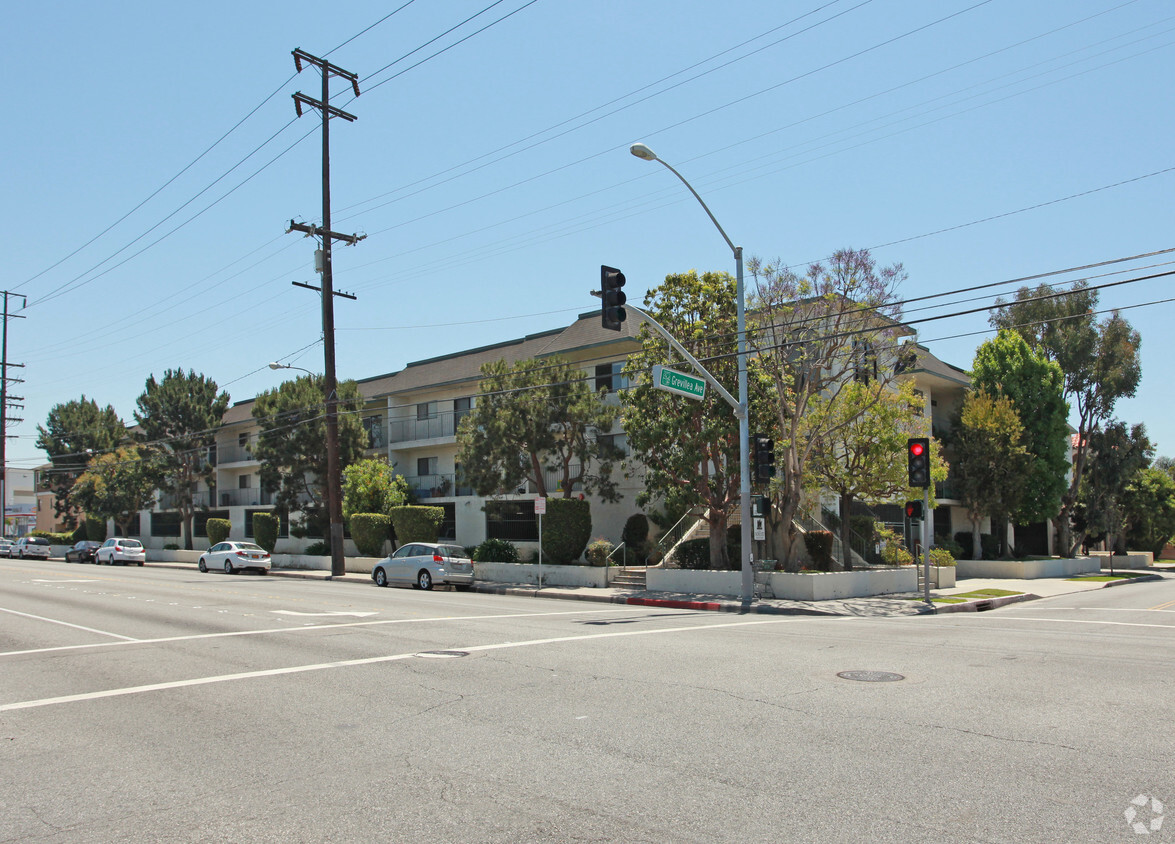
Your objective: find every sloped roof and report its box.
[910,344,970,385]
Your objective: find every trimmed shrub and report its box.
[70,522,87,543]
[304,540,329,557]
[877,525,915,566]
[621,513,650,564]
[935,535,965,560]
[389,505,444,545]
[540,498,592,564]
[585,538,613,567]
[163,543,180,551]
[349,513,390,557]
[803,530,835,571]
[928,546,956,567]
[85,517,107,542]
[473,538,518,563]
[252,513,279,554]
[32,530,73,545]
[206,518,232,546]
[672,535,742,570]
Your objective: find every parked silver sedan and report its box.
[371,543,474,590]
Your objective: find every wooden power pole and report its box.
[286,48,363,579]
[0,293,26,538]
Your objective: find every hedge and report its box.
[252,513,279,553]
[85,517,107,542]
[206,518,232,546]
[473,538,518,563]
[389,506,444,545]
[350,513,391,557]
[803,530,835,571]
[540,498,591,564]
[621,513,650,564]
[673,535,742,570]
[32,530,74,545]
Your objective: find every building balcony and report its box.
[407,473,474,499]
[215,443,259,464]
[215,487,275,507]
[158,491,212,510]
[389,410,470,444]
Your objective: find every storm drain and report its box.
[837,670,905,683]
[415,650,469,659]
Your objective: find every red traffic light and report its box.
[909,441,925,457]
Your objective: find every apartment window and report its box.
[437,503,456,541]
[239,474,251,490]
[597,432,627,457]
[151,512,182,537]
[417,401,438,420]
[194,510,231,538]
[238,432,249,448]
[417,457,438,477]
[454,396,473,423]
[486,500,538,542]
[595,362,628,393]
[363,415,385,449]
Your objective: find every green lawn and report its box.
[949,588,1023,598]
[1067,572,1151,582]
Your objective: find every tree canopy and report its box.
[134,369,229,549]
[970,329,1069,525]
[36,396,126,526]
[251,374,366,534]
[1077,420,1153,554]
[341,458,410,520]
[456,355,619,502]
[70,447,159,537]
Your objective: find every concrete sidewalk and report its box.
[144,560,1167,618]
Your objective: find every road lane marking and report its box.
[32,579,98,583]
[0,606,140,641]
[964,615,1175,630]
[0,606,686,658]
[271,610,378,618]
[0,616,804,713]
[1149,598,1175,611]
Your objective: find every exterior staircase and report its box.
[610,566,647,589]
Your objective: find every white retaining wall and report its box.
[473,562,606,588]
[1087,551,1153,569]
[955,557,1100,579]
[646,568,743,596]
[768,567,917,601]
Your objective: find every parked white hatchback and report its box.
[96,538,146,566]
[198,541,271,575]
[371,543,474,590]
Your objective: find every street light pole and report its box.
[630,143,754,604]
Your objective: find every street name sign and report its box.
[652,365,706,401]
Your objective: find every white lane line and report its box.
[0,607,669,658]
[0,616,801,713]
[271,610,378,618]
[32,579,98,583]
[0,607,140,642]
[964,615,1175,630]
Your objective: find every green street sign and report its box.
[652,364,706,401]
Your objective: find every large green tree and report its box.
[251,374,366,536]
[36,397,126,527]
[807,379,946,569]
[1077,421,1152,555]
[749,247,908,570]
[1123,467,1175,557]
[970,329,1069,527]
[621,270,772,570]
[70,447,159,537]
[135,369,229,550]
[457,355,619,502]
[991,283,1141,555]
[341,458,410,520]
[950,392,1031,558]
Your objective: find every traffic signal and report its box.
[907,437,930,488]
[904,500,924,520]
[753,434,775,482]
[600,265,627,331]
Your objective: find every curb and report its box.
[931,592,1040,614]
[1103,573,1164,587]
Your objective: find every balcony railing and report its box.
[389,411,465,444]
[215,487,274,507]
[216,443,258,464]
[406,473,474,498]
[158,491,212,510]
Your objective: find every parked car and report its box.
[66,540,103,564]
[0,538,14,557]
[198,541,271,575]
[371,543,474,590]
[96,538,146,566]
[14,536,52,560]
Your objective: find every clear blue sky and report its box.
[5,0,1173,470]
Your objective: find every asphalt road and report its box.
[1,558,1171,843]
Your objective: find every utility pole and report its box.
[0,293,27,539]
[286,48,363,579]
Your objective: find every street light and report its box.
[268,361,314,375]
[630,142,753,604]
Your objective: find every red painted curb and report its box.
[627,597,722,611]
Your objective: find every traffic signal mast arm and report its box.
[624,303,742,417]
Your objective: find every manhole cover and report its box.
[415,650,469,659]
[837,670,905,682]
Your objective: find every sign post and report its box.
[534,496,546,589]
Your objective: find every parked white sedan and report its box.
[96,538,145,566]
[371,543,474,590]
[198,541,271,574]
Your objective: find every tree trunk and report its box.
[837,492,853,572]
[708,511,729,570]
[971,518,982,561]
[182,510,194,551]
